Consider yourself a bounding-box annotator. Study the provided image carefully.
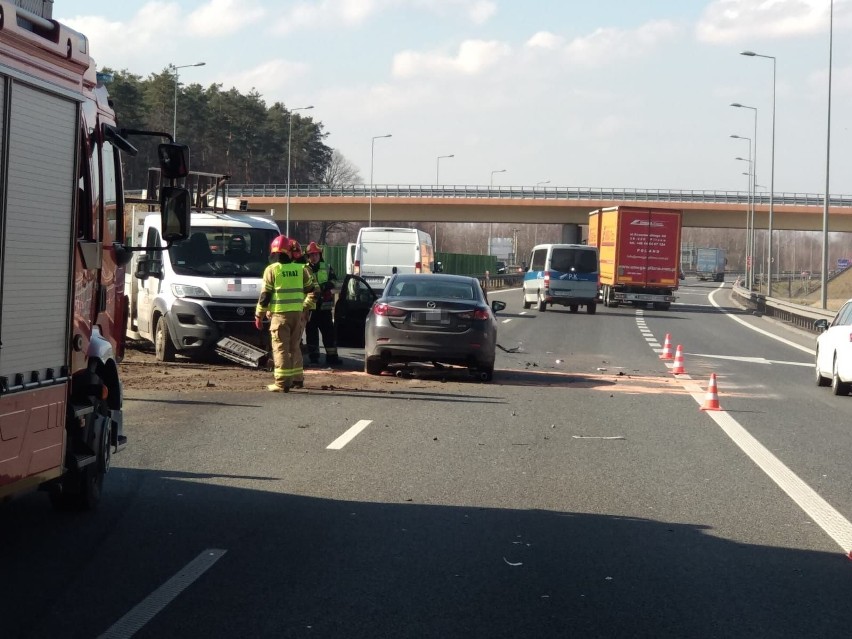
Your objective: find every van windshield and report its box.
[168,227,278,277]
[550,248,598,274]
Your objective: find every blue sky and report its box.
[62,1,852,194]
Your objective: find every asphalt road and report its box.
[4,280,852,639]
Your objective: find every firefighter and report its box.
[305,241,341,366]
[255,235,316,392]
[290,238,318,362]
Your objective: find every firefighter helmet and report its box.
[270,235,291,255]
[306,241,322,256]
[289,239,303,260]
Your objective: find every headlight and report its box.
[172,284,209,298]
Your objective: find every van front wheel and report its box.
[587,302,597,315]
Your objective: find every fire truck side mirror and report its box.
[158,143,190,179]
[160,187,191,243]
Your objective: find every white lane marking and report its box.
[638,307,852,556]
[327,420,373,450]
[502,318,512,324]
[689,353,812,367]
[709,288,815,356]
[519,311,528,315]
[703,404,852,555]
[98,549,227,639]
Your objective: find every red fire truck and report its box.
[0,0,190,509]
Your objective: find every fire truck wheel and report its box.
[50,404,111,511]
[155,316,177,362]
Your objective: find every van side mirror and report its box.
[135,254,151,280]
[158,143,190,179]
[492,300,506,313]
[435,261,443,273]
[160,187,191,243]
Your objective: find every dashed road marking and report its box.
[327,420,373,450]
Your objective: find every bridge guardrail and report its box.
[228,184,852,208]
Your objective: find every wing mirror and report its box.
[160,186,191,243]
[492,300,506,313]
[814,318,829,332]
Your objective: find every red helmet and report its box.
[306,241,322,256]
[270,235,291,255]
[289,239,303,259]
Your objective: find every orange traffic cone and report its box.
[670,345,686,375]
[659,333,674,360]
[700,373,721,411]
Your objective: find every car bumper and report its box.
[166,298,264,352]
[366,329,495,367]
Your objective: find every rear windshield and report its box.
[388,280,476,300]
[550,248,598,274]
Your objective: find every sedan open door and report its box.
[334,275,379,348]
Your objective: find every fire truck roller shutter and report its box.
[0,81,77,384]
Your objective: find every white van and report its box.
[522,243,600,313]
[352,227,436,287]
[126,209,281,361]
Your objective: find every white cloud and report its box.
[563,20,679,67]
[187,0,266,37]
[392,39,512,78]
[218,59,310,98]
[526,31,564,50]
[696,0,831,44]
[466,0,497,24]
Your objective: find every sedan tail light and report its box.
[458,308,490,320]
[373,302,407,317]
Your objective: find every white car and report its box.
[814,299,852,396]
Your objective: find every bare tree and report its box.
[311,150,364,244]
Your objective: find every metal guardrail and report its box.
[227,184,852,208]
[731,282,834,333]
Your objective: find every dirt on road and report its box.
[119,341,395,394]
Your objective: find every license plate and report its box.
[414,311,448,324]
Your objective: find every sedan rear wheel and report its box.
[831,356,850,396]
[365,357,384,376]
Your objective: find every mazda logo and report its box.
[426,301,436,308]
[236,306,246,316]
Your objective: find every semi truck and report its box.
[126,172,280,364]
[0,1,191,508]
[695,247,727,282]
[589,206,682,310]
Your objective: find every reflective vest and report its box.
[314,263,330,287]
[257,262,304,314]
[312,262,334,310]
[303,264,318,311]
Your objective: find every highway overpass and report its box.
[227,184,852,232]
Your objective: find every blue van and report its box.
[522,243,599,313]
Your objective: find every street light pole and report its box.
[741,50,776,295]
[285,105,314,236]
[436,154,454,185]
[435,154,454,250]
[488,169,506,255]
[735,159,752,286]
[171,62,205,140]
[732,134,752,287]
[821,1,834,309]
[369,134,392,228]
[731,102,758,286]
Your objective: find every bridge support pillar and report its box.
[561,224,583,244]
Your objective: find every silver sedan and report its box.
[364,274,506,381]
